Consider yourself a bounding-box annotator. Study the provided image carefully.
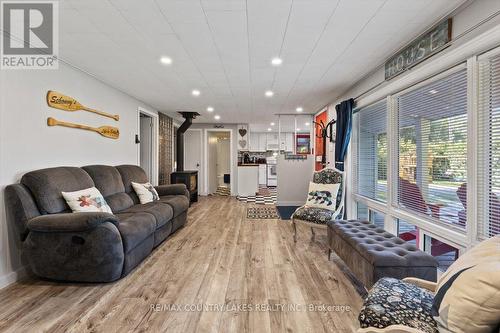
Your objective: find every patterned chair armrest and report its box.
[291,205,306,219]
[402,277,437,292]
[358,325,427,333]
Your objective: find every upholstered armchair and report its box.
[292,167,345,242]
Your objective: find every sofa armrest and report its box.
[155,184,189,198]
[402,277,437,292]
[27,212,118,233]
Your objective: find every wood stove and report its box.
[171,111,200,204]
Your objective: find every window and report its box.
[397,68,468,230]
[397,219,417,246]
[423,235,459,271]
[354,100,388,202]
[357,202,385,229]
[478,51,500,239]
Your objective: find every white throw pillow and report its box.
[62,187,113,214]
[131,182,159,204]
[305,181,340,210]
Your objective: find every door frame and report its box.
[204,128,234,196]
[137,107,159,185]
[184,128,204,193]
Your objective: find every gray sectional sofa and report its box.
[5,165,189,283]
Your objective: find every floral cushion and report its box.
[359,277,438,333]
[293,206,334,224]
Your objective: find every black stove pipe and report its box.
[176,112,199,172]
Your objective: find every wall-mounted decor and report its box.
[284,153,307,160]
[237,124,249,151]
[47,117,119,139]
[47,91,120,121]
[385,18,452,80]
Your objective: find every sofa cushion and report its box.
[116,165,149,204]
[121,202,173,229]
[115,212,156,253]
[159,195,189,218]
[432,235,500,333]
[61,187,113,214]
[359,277,437,333]
[293,206,335,224]
[21,167,95,214]
[82,165,134,212]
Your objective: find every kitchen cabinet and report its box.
[280,132,294,152]
[266,133,279,151]
[258,133,267,152]
[249,132,259,151]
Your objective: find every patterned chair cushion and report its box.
[359,277,438,333]
[293,206,334,224]
[312,168,343,212]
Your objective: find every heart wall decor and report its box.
[239,140,247,148]
[238,128,247,137]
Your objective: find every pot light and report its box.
[214,115,220,120]
[270,122,275,126]
[296,107,303,112]
[192,89,201,96]
[271,57,283,66]
[207,106,214,112]
[267,128,272,131]
[265,90,274,97]
[160,56,172,65]
[305,122,310,126]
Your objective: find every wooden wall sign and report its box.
[385,18,452,80]
[47,117,119,139]
[47,91,120,121]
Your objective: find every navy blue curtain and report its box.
[334,98,354,171]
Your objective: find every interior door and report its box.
[184,129,202,171]
[139,114,153,180]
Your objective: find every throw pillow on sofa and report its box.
[62,187,113,214]
[432,235,500,333]
[305,181,340,210]
[132,182,159,204]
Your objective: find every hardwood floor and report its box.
[0,196,362,333]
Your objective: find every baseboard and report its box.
[276,201,304,206]
[0,266,27,290]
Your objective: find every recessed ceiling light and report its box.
[429,89,438,94]
[160,56,172,65]
[296,107,303,112]
[265,90,274,97]
[267,128,272,131]
[305,122,310,126]
[270,122,275,126]
[271,57,283,66]
[296,128,301,131]
[207,106,214,112]
[214,115,220,120]
[192,89,200,96]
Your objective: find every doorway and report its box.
[137,108,159,184]
[205,130,233,195]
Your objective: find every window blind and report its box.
[354,100,388,202]
[478,52,500,239]
[396,68,468,230]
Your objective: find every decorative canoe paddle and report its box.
[46,91,120,121]
[47,117,120,139]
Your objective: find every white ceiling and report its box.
[58,0,464,125]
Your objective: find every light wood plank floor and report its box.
[0,196,362,333]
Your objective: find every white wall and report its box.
[0,62,161,288]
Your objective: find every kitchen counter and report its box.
[237,165,259,196]
[238,164,260,166]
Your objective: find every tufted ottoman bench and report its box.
[327,220,438,289]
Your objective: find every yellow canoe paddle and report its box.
[47,91,120,121]
[47,117,120,139]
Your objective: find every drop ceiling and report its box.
[59,0,465,124]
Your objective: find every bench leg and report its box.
[293,219,297,243]
[310,227,316,242]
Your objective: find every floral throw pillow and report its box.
[305,182,340,210]
[62,187,113,214]
[131,182,160,204]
